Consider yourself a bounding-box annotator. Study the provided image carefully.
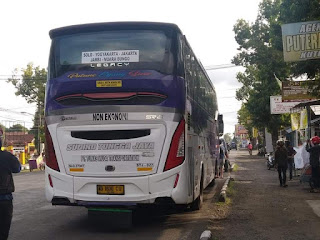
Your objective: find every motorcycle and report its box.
[39,162,45,171]
[266,153,276,170]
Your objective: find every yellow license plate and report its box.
[97,185,124,195]
[96,80,122,87]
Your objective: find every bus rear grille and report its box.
[71,129,151,140]
[56,92,167,106]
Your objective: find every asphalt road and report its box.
[9,166,226,240]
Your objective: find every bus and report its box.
[45,22,223,211]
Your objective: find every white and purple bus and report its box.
[45,22,223,211]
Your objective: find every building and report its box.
[3,131,34,147]
[235,124,249,148]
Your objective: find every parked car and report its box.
[231,142,237,150]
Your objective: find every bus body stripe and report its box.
[47,105,182,116]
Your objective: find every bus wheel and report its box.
[191,175,204,211]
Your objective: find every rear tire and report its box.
[208,178,215,187]
[191,173,204,211]
[309,179,316,189]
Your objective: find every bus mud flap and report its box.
[188,147,194,198]
[88,208,133,229]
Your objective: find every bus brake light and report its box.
[48,174,53,187]
[45,123,60,172]
[164,119,185,171]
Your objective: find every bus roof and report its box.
[49,22,182,39]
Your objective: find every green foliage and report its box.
[223,133,232,143]
[0,124,6,131]
[7,63,47,151]
[232,0,320,135]
[6,124,28,132]
[279,0,320,84]
[7,63,47,105]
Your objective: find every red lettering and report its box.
[129,71,152,77]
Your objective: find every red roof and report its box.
[3,132,34,146]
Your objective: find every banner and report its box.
[270,96,299,114]
[300,109,308,129]
[282,21,320,62]
[294,143,310,168]
[291,113,300,131]
[253,128,258,138]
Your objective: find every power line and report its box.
[205,64,241,71]
[0,78,46,81]
[1,128,40,131]
[0,108,35,116]
[0,63,240,79]
[0,116,34,123]
[9,105,36,110]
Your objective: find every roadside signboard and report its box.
[282,21,320,62]
[270,96,299,114]
[282,80,318,102]
[13,147,25,155]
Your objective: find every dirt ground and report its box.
[209,149,320,240]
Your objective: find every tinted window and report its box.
[50,30,175,78]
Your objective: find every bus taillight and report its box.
[45,123,60,172]
[164,119,185,171]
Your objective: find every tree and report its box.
[233,0,292,147]
[237,103,253,139]
[279,0,320,94]
[8,63,46,105]
[223,133,232,143]
[233,0,320,148]
[0,124,6,132]
[6,124,28,133]
[7,63,47,152]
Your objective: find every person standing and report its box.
[247,142,253,155]
[285,140,296,181]
[217,139,228,179]
[306,136,320,192]
[0,138,21,240]
[274,140,288,187]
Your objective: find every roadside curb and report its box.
[200,230,212,240]
[219,176,231,202]
[230,163,235,172]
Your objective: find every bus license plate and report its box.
[97,185,124,195]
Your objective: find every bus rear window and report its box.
[50,30,175,78]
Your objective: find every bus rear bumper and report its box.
[45,164,189,206]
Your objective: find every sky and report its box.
[0,0,261,134]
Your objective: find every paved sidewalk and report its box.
[211,149,320,240]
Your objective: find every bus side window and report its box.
[183,39,193,100]
[177,34,185,78]
[190,53,199,102]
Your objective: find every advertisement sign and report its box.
[291,113,300,131]
[282,21,320,62]
[300,109,308,129]
[270,96,299,114]
[282,81,318,102]
[252,128,258,138]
